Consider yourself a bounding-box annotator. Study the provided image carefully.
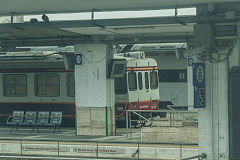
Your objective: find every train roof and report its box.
[0,51,65,69]
[114,52,157,67]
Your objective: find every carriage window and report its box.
[150,71,158,89]
[115,74,127,94]
[138,72,143,90]
[4,74,27,97]
[145,72,149,89]
[158,69,187,82]
[128,72,137,91]
[67,73,75,97]
[35,74,60,97]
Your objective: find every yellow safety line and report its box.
[22,141,58,144]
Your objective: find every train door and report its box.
[149,70,159,109]
[127,70,138,108]
[114,73,128,122]
[137,71,145,104]
[143,71,151,101]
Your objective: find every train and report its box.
[114,52,160,127]
[121,43,188,110]
[0,51,75,126]
[0,49,161,127]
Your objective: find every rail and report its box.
[0,138,198,160]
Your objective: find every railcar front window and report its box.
[145,72,149,89]
[4,74,27,97]
[35,74,60,97]
[138,72,143,90]
[150,71,158,89]
[128,72,137,91]
[114,75,127,94]
[67,73,75,97]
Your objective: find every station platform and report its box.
[0,126,139,142]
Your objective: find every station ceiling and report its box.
[0,16,195,47]
[0,12,239,48]
[0,1,239,48]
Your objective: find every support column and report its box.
[193,23,230,159]
[74,44,115,136]
[198,61,229,159]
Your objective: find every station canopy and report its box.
[0,0,239,48]
[0,17,195,47]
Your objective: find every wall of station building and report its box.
[147,53,188,108]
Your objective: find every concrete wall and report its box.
[76,107,115,136]
[0,141,198,159]
[148,54,188,107]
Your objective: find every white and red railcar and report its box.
[113,52,160,126]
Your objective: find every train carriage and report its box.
[113,52,160,127]
[0,52,75,126]
[0,49,160,127]
[122,43,188,110]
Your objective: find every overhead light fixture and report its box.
[113,26,155,31]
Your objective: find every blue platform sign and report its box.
[193,63,206,108]
[187,58,193,66]
[74,54,82,65]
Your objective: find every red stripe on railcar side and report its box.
[125,66,158,71]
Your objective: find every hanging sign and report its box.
[193,63,206,108]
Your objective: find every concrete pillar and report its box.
[74,43,115,136]
[193,23,230,159]
[198,60,229,159]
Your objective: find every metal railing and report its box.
[126,108,198,145]
[0,138,198,160]
[167,105,198,125]
[126,109,198,139]
[181,153,207,160]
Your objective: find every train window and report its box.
[111,61,126,78]
[115,74,127,94]
[35,74,60,97]
[67,73,75,97]
[158,69,187,82]
[128,72,137,91]
[3,74,27,97]
[145,72,149,89]
[138,72,143,90]
[150,71,158,89]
